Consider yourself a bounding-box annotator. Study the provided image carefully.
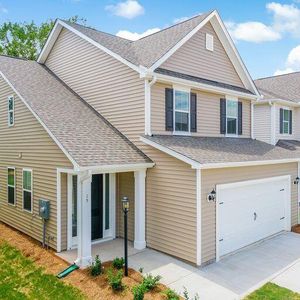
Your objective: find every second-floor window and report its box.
[8,96,14,127]
[174,90,190,132]
[280,108,292,135]
[226,99,238,135]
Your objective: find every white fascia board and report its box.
[37,20,63,63]
[210,12,260,96]
[149,11,215,72]
[155,73,257,100]
[76,162,155,173]
[0,71,79,169]
[255,99,300,107]
[140,136,202,168]
[199,158,300,169]
[38,20,143,74]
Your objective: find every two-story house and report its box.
[1,10,300,268]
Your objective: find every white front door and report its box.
[217,176,291,259]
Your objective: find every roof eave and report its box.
[254,99,300,107]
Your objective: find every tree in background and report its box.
[0,16,86,60]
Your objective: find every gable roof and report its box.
[141,135,300,169]
[0,55,151,169]
[255,72,300,103]
[38,11,259,96]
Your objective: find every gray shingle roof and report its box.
[143,135,300,165]
[155,68,254,95]
[0,55,151,167]
[255,72,300,103]
[63,12,212,68]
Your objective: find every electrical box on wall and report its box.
[39,199,50,220]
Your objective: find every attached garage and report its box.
[216,175,291,260]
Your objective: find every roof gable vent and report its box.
[206,33,214,51]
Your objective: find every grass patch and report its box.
[245,283,300,300]
[0,241,84,299]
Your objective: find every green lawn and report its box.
[0,241,84,300]
[245,283,300,300]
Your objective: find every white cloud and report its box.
[267,2,300,37]
[116,27,160,40]
[226,21,281,43]
[173,16,190,24]
[105,0,144,19]
[274,67,295,75]
[0,3,8,13]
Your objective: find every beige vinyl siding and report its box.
[0,77,72,250]
[45,28,145,144]
[151,82,251,138]
[201,163,298,264]
[61,173,68,251]
[254,104,272,144]
[161,22,244,88]
[116,172,135,241]
[145,145,197,263]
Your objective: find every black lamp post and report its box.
[122,196,129,276]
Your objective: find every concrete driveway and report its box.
[128,232,300,299]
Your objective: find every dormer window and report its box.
[280,108,292,135]
[206,33,214,51]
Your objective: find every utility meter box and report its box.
[39,199,50,220]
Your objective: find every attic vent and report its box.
[206,33,214,51]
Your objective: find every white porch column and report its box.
[134,169,146,250]
[75,172,92,267]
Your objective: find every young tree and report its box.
[0,16,86,60]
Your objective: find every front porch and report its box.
[57,165,150,267]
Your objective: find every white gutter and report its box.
[254,99,300,107]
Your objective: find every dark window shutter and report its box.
[220,98,226,134]
[280,108,283,134]
[238,101,243,135]
[289,110,292,134]
[165,88,174,131]
[190,93,197,132]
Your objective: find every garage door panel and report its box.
[217,176,290,258]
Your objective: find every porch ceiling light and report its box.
[122,196,129,213]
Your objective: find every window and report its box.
[7,168,15,205]
[283,109,291,134]
[174,90,190,132]
[206,33,214,51]
[226,99,238,135]
[23,169,32,212]
[8,96,14,126]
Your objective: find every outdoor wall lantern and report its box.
[207,188,216,202]
[122,196,129,276]
[294,176,300,185]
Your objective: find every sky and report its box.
[1,0,300,79]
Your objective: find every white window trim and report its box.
[8,95,14,127]
[7,167,16,206]
[173,86,191,136]
[22,168,33,213]
[282,108,291,135]
[225,96,238,137]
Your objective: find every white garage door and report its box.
[217,175,291,259]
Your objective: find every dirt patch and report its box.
[292,224,300,234]
[0,222,172,299]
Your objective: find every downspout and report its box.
[269,101,276,145]
[144,76,157,136]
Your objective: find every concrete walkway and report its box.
[57,232,300,300]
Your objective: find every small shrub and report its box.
[142,273,161,291]
[90,255,102,276]
[107,268,124,291]
[183,287,200,300]
[162,288,180,300]
[132,284,147,300]
[112,257,125,269]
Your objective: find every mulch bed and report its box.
[292,224,300,234]
[0,222,171,299]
